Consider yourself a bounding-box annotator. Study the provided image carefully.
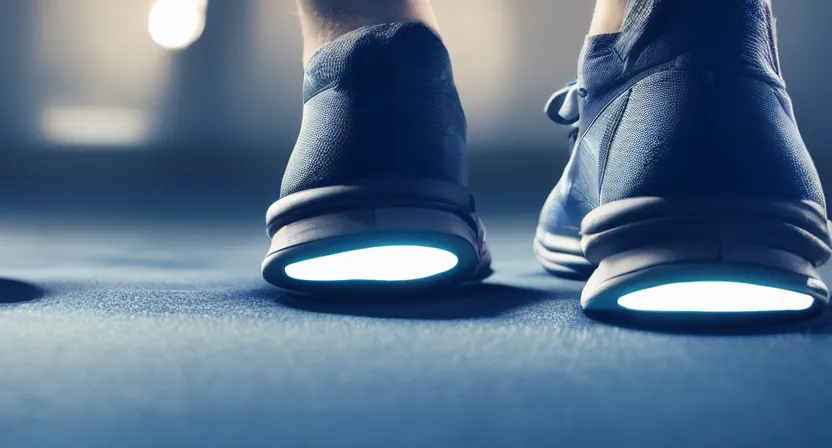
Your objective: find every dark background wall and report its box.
[0,0,829,202]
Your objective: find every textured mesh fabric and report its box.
[538,93,631,236]
[280,22,468,198]
[539,0,826,240]
[572,0,825,207]
[600,68,825,204]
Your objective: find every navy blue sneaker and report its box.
[535,0,831,318]
[263,22,491,295]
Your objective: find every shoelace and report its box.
[544,80,582,151]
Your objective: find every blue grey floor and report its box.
[1,188,831,448]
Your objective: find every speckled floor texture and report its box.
[1,187,831,448]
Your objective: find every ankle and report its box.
[589,0,628,35]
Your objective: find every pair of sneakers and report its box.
[262,1,831,321]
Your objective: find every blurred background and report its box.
[4,4,832,443]
[0,0,830,215]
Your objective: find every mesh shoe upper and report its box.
[281,22,469,198]
[540,0,825,237]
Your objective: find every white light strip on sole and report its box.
[617,281,815,313]
[285,245,459,282]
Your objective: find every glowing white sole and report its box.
[284,245,459,282]
[617,281,816,313]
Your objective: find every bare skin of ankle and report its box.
[589,0,629,35]
[297,0,439,66]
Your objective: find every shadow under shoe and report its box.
[0,278,46,305]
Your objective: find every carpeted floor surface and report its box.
[1,186,831,448]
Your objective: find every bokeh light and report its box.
[148,0,207,50]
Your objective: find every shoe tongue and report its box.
[615,0,780,77]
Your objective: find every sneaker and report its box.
[262,22,491,296]
[535,0,831,318]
